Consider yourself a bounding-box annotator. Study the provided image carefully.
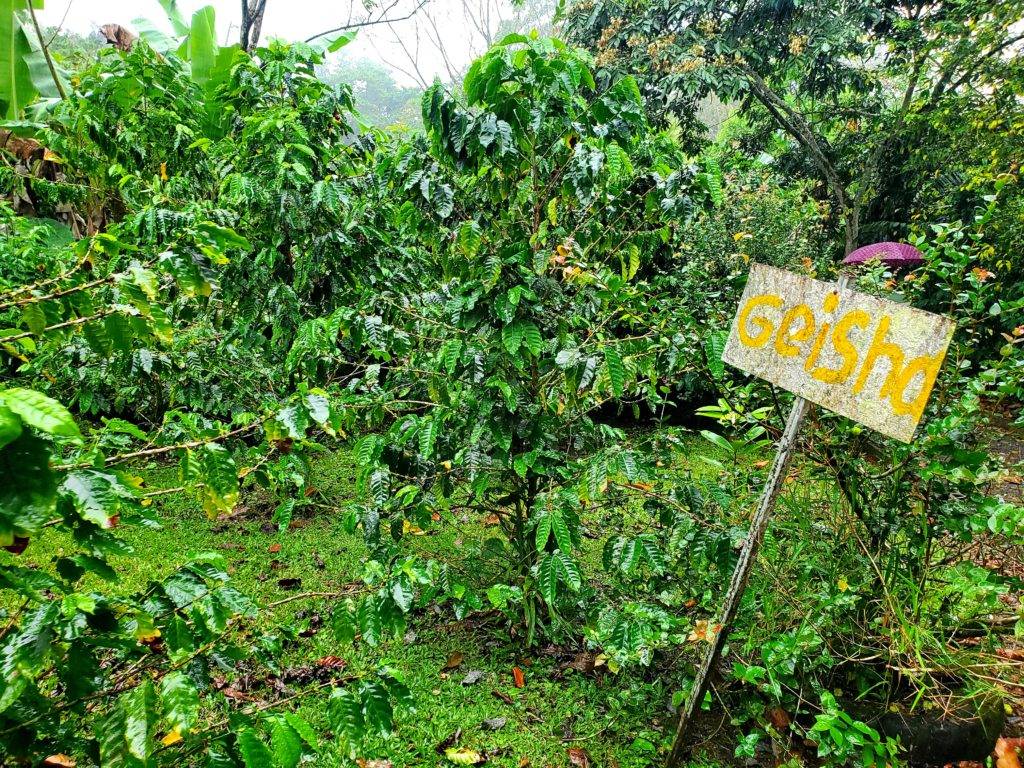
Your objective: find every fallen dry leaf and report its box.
[567,748,590,768]
[442,651,464,671]
[996,738,1024,768]
[220,686,254,701]
[512,666,525,688]
[766,707,790,730]
[995,647,1024,661]
[492,689,513,705]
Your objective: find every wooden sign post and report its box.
[667,264,954,766]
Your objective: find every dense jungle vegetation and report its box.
[1,0,1023,766]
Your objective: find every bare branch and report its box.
[304,0,429,44]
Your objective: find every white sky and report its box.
[37,0,488,86]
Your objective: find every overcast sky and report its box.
[37,0,492,86]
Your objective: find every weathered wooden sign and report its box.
[722,263,955,442]
[668,260,955,767]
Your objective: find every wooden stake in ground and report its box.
[667,248,955,763]
[666,273,851,767]
[665,393,811,767]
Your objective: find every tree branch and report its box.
[304,0,430,44]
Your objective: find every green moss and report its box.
[6,438,731,767]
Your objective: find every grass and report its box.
[11,437,734,767]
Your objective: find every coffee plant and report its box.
[2,1,1023,765]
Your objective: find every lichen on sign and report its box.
[722,263,955,442]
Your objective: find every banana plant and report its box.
[0,0,63,119]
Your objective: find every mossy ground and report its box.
[13,437,735,767]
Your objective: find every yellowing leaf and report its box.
[161,728,183,746]
[402,519,425,535]
[445,747,484,765]
[136,626,161,642]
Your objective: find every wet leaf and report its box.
[445,747,485,765]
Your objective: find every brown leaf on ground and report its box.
[996,738,1024,768]
[512,666,525,688]
[492,689,513,705]
[442,651,464,671]
[567,748,590,768]
[221,686,253,701]
[766,707,791,729]
[996,647,1024,661]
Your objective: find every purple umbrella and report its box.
[842,241,925,268]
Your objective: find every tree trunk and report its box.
[241,0,268,51]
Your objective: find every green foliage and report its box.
[1,4,1022,765]
[0,0,62,119]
